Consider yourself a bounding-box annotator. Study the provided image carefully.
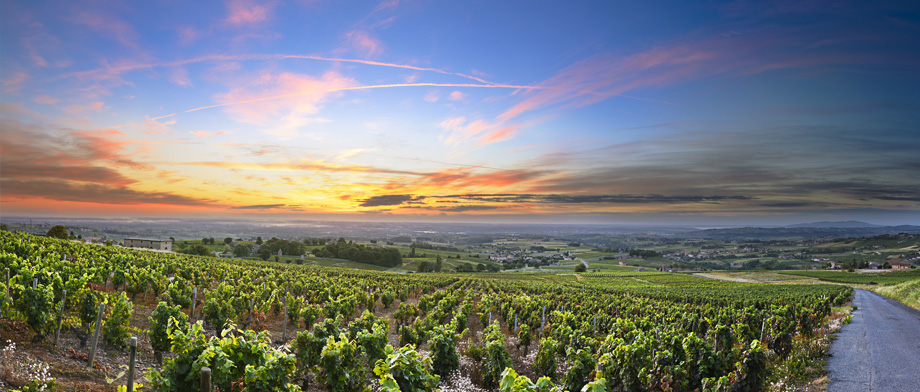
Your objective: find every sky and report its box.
[1,0,919,226]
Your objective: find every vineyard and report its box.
[0,230,852,392]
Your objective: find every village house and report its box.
[123,237,173,252]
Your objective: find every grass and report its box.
[872,279,920,310]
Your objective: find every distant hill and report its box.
[786,221,882,228]
[684,225,920,240]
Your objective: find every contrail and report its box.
[62,54,498,84]
[185,82,536,113]
[79,114,177,132]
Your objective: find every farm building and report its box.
[123,237,173,252]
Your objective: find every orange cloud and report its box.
[63,102,105,114]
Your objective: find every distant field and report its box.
[778,269,920,285]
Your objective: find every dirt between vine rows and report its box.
[1,289,554,392]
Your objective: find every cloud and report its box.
[438,205,500,212]
[190,130,234,138]
[224,0,278,25]
[170,67,193,87]
[70,9,139,48]
[0,115,142,187]
[431,194,754,204]
[185,160,426,176]
[424,90,440,102]
[447,91,467,101]
[231,204,286,209]
[1,179,216,206]
[62,102,106,114]
[213,70,357,136]
[358,194,419,207]
[33,95,60,104]
[177,26,200,46]
[3,71,29,93]
[342,30,384,58]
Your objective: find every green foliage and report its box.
[79,290,100,332]
[312,241,402,267]
[349,312,389,366]
[533,337,558,379]
[316,334,369,392]
[428,320,465,377]
[518,323,532,353]
[201,282,237,333]
[46,225,70,240]
[481,323,512,388]
[299,303,321,329]
[147,322,300,392]
[17,282,55,336]
[182,244,211,256]
[148,301,188,353]
[232,244,251,257]
[381,290,395,309]
[294,317,340,370]
[374,344,440,392]
[103,291,133,347]
[562,346,596,392]
[499,368,561,392]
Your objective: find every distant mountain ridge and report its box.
[786,221,882,228]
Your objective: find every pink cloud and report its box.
[448,91,467,101]
[2,71,29,93]
[224,0,278,25]
[424,90,440,102]
[214,70,358,137]
[342,30,384,58]
[33,95,60,104]
[70,10,139,48]
[170,67,193,87]
[177,26,200,46]
[190,130,234,138]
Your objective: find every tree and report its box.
[574,264,587,273]
[223,237,233,245]
[435,255,443,272]
[417,261,432,273]
[233,244,252,257]
[185,244,210,256]
[477,263,486,272]
[259,247,272,261]
[46,225,69,240]
[256,236,263,245]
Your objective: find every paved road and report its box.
[827,289,920,392]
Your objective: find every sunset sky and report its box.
[2,0,919,225]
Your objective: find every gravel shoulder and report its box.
[827,289,920,392]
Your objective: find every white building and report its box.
[124,238,173,252]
